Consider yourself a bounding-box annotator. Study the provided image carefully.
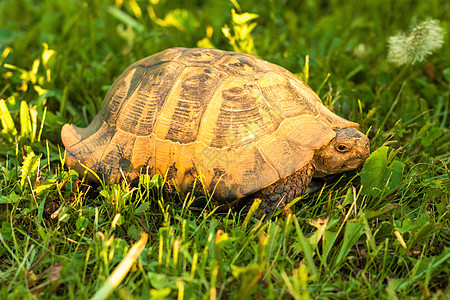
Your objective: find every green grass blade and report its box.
[332,220,365,268]
[90,233,148,300]
[293,216,317,276]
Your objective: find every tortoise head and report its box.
[312,127,370,177]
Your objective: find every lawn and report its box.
[0,0,449,298]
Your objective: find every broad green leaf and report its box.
[396,218,413,233]
[422,127,443,147]
[0,192,21,204]
[140,174,164,189]
[37,199,46,226]
[0,221,12,241]
[135,202,150,214]
[361,146,388,196]
[443,68,450,84]
[416,123,432,139]
[139,174,162,189]
[147,272,177,289]
[373,221,394,240]
[76,215,89,231]
[321,229,339,265]
[386,160,405,190]
[361,147,404,197]
[152,174,163,188]
[410,221,436,249]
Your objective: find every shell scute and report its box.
[97,129,136,182]
[257,72,319,117]
[131,135,155,176]
[177,48,224,66]
[200,77,283,149]
[116,62,185,135]
[64,122,116,180]
[256,133,314,178]
[232,146,279,196]
[134,47,184,67]
[157,66,227,143]
[214,53,266,81]
[277,115,336,150]
[104,68,143,125]
[154,137,180,177]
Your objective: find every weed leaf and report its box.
[361,147,405,197]
[361,146,388,196]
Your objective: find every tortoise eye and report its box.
[336,144,349,152]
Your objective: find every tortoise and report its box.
[61,47,370,213]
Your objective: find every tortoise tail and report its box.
[61,118,112,182]
[61,124,83,148]
[61,123,94,180]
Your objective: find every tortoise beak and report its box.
[358,135,370,161]
[351,135,370,170]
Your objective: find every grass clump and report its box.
[1,0,449,299]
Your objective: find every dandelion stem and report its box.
[374,82,406,142]
[387,64,411,92]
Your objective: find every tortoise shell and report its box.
[61,48,361,204]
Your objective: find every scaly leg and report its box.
[239,163,314,216]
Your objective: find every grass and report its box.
[0,0,449,298]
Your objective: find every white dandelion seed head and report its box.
[388,19,445,66]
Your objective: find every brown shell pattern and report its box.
[62,48,359,203]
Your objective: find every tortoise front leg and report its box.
[239,163,314,216]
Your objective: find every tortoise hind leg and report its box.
[239,163,314,216]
